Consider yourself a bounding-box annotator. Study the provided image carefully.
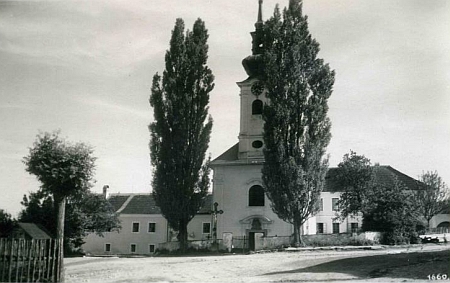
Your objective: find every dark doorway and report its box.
[247,230,266,251]
[249,232,256,251]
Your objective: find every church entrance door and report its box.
[249,232,256,250]
[247,218,265,251]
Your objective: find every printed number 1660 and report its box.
[428,274,448,280]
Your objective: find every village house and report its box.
[82,191,213,255]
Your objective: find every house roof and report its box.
[108,194,213,215]
[108,195,130,212]
[323,165,424,192]
[17,223,52,239]
[198,194,213,214]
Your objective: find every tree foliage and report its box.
[335,151,423,244]
[19,190,120,253]
[23,131,96,201]
[0,209,16,237]
[149,18,214,251]
[417,171,449,227]
[261,0,335,246]
[334,151,373,219]
[362,171,422,244]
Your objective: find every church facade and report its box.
[210,0,319,248]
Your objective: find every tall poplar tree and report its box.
[261,0,335,246]
[149,18,214,252]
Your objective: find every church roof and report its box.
[212,143,239,163]
[107,194,213,215]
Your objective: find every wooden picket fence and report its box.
[0,238,62,282]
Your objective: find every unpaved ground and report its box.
[66,244,450,283]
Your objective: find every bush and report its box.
[380,230,422,245]
[302,234,375,247]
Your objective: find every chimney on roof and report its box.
[103,185,109,198]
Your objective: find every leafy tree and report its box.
[261,0,335,246]
[363,170,422,244]
[335,151,423,244]
[417,171,449,228]
[23,131,96,280]
[19,190,120,254]
[149,18,214,252]
[334,151,373,219]
[0,209,16,237]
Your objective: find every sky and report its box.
[1,0,449,217]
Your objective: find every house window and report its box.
[105,243,111,252]
[202,222,211,234]
[316,223,324,234]
[319,198,323,211]
[148,222,156,233]
[149,244,155,253]
[130,244,137,253]
[351,223,359,233]
[252,99,263,115]
[332,223,340,234]
[132,222,140,233]
[249,185,265,206]
[332,198,339,211]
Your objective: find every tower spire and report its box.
[242,0,265,78]
[256,0,263,27]
[252,0,264,55]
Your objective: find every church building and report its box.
[210,0,317,250]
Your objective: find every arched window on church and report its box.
[252,99,263,115]
[249,185,265,206]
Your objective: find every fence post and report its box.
[8,239,14,282]
[46,239,51,281]
[52,239,57,282]
[27,240,34,283]
[0,238,6,282]
[55,239,60,283]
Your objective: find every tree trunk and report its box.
[292,222,302,247]
[56,196,66,282]
[177,220,188,253]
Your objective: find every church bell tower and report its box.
[237,0,267,161]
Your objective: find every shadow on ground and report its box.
[264,249,450,280]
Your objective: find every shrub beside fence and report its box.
[0,238,62,283]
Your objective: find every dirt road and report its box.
[66,244,450,282]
